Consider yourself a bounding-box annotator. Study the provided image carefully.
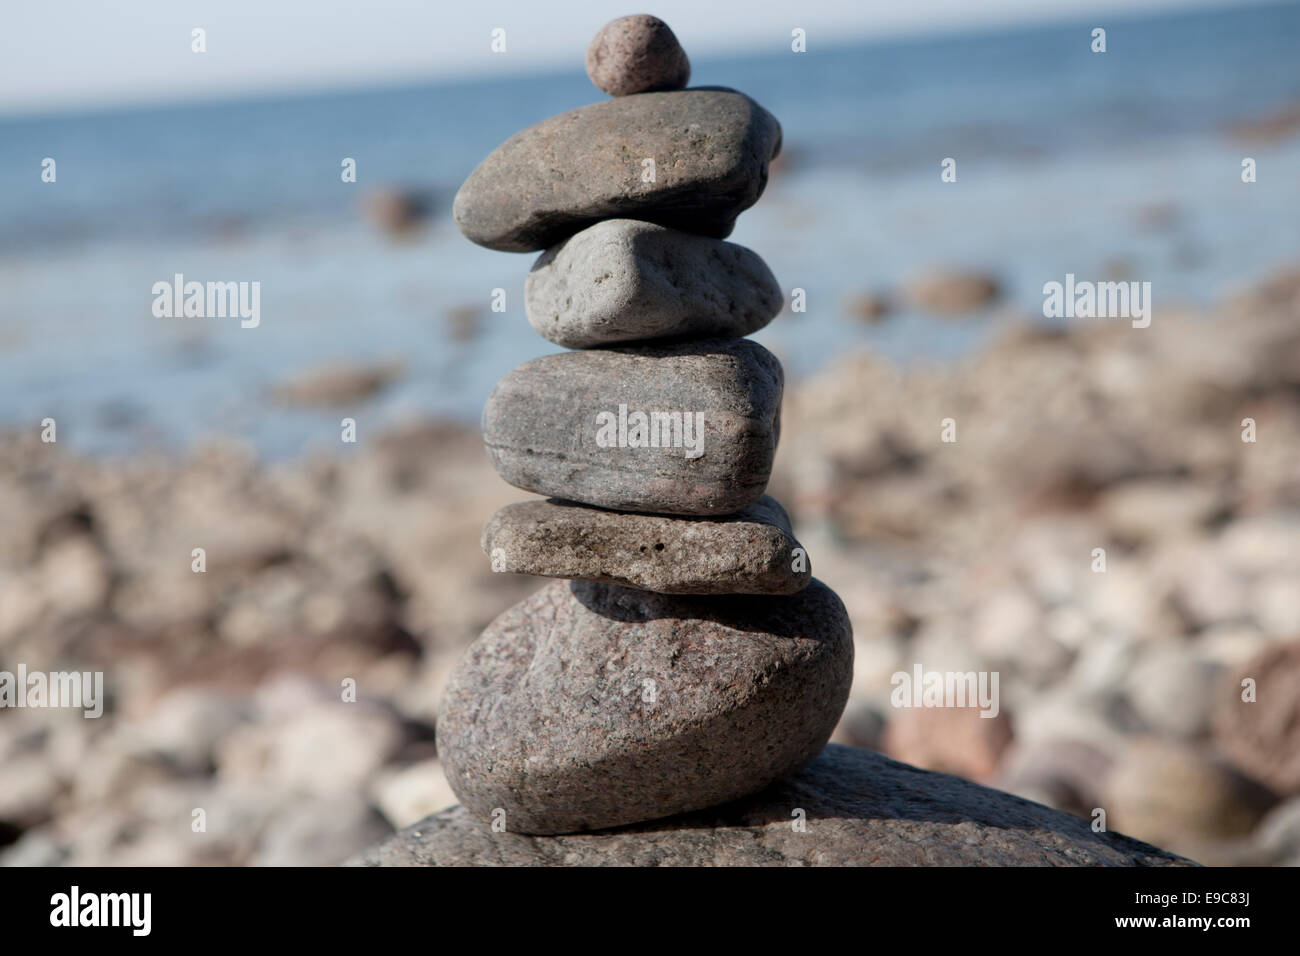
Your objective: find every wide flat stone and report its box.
[482,338,782,515]
[453,88,782,252]
[481,494,810,594]
[352,744,1197,866]
[525,219,784,348]
[434,579,853,834]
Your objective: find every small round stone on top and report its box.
[585,15,691,97]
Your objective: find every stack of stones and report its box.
[437,15,854,835]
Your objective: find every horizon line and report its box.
[0,0,1278,122]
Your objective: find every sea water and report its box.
[1,1,1297,458]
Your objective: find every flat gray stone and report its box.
[525,219,784,348]
[481,494,810,595]
[482,338,782,515]
[453,88,782,252]
[351,744,1197,866]
[586,15,690,97]
[434,579,853,834]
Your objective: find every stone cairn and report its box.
[437,15,854,835]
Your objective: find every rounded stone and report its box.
[436,578,854,834]
[525,219,784,348]
[586,15,690,97]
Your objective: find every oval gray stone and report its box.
[525,219,784,348]
[453,88,782,252]
[586,15,690,97]
[482,338,783,515]
[481,494,810,594]
[436,578,853,834]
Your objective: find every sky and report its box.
[0,0,1266,116]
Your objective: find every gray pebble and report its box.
[525,219,784,348]
[585,15,691,97]
[482,338,783,515]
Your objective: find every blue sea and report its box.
[2,1,1299,457]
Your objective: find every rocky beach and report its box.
[2,261,1298,864]
[3,8,1300,868]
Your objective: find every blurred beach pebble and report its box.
[1124,641,1220,739]
[443,303,484,343]
[1097,479,1224,543]
[1168,540,1253,630]
[0,753,62,829]
[843,291,891,324]
[1251,576,1300,638]
[1253,796,1300,865]
[830,699,887,751]
[0,829,68,867]
[1084,560,1178,640]
[216,696,409,796]
[881,706,1014,784]
[126,686,250,773]
[841,608,908,687]
[361,188,432,236]
[273,361,405,406]
[996,737,1113,819]
[1066,633,1139,696]
[901,269,1000,314]
[1007,519,1094,606]
[37,533,111,617]
[1227,101,1300,144]
[250,793,391,867]
[1219,514,1300,574]
[1195,624,1276,669]
[1105,738,1276,854]
[70,735,177,807]
[1212,641,1300,796]
[370,758,458,829]
[1012,687,1129,755]
[969,587,1041,660]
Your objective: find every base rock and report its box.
[436,579,852,834]
[351,744,1196,866]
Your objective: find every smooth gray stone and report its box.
[525,219,784,348]
[452,88,782,252]
[586,15,690,97]
[351,744,1198,866]
[481,338,782,516]
[434,579,853,835]
[481,494,810,595]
